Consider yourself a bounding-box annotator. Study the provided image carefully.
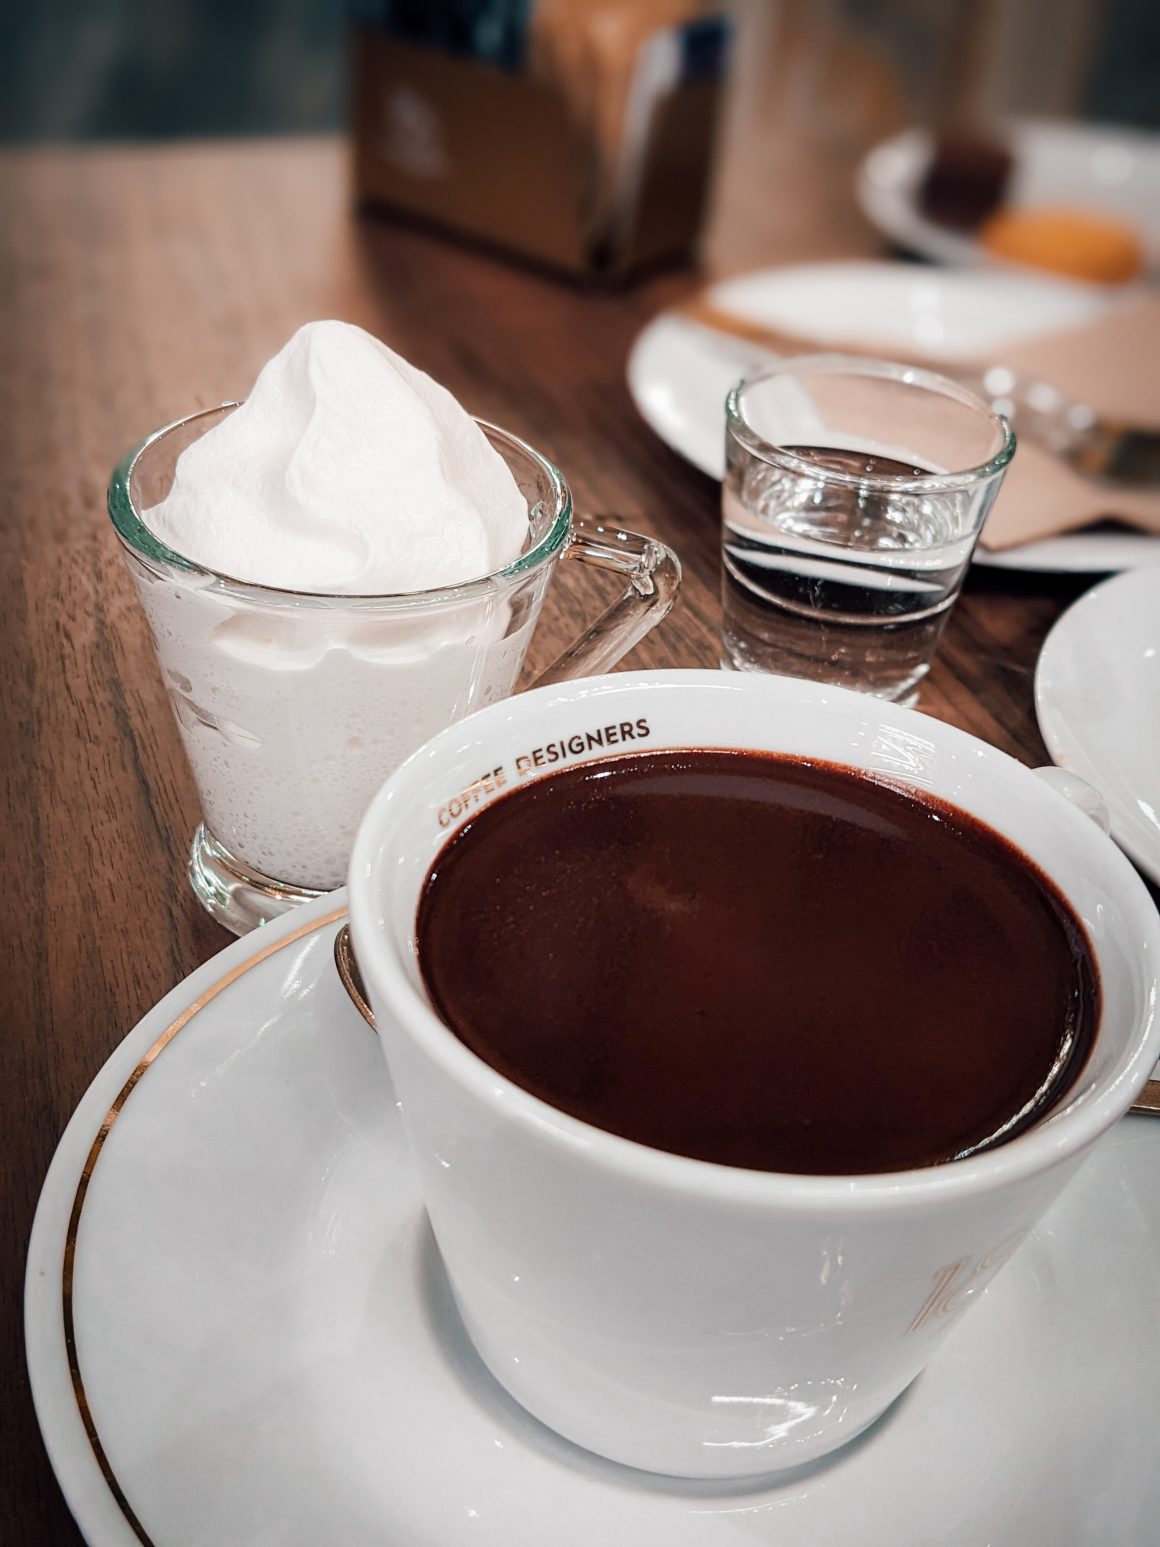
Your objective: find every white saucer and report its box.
[1036,566,1160,885]
[856,118,1160,277]
[26,892,1160,1546]
[626,259,1153,574]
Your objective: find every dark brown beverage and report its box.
[416,750,1097,1175]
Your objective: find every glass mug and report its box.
[109,405,680,933]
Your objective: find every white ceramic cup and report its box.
[348,669,1160,1480]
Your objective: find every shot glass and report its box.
[721,355,1016,703]
[109,404,679,934]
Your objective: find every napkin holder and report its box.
[350,11,730,281]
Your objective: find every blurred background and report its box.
[3,0,1156,144]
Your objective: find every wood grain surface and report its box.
[0,130,1103,1544]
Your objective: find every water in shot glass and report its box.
[721,355,1016,703]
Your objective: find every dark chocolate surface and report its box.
[417,750,1096,1175]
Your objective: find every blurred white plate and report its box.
[626,260,1158,573]
[856,119,1160,277]
[1036,567,1160,884]
[25,892,1160,1546]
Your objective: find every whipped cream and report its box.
[132,323,548,889]
[146,320,528,592]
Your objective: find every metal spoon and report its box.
[334,924,376,1032]
[678,299,1160,488]
[333,924,1160,1117]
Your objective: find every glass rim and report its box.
[107,403,574,608]
[725,353,1017,493]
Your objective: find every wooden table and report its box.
[0,134,1094,1544]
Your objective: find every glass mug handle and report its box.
[530,517,681,687]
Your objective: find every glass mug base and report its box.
[189,824,324,935]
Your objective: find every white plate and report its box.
[1036,566,1160,884]
[626,260,1154,574]
[25,891,1160,1546]
[856,118,1160,277]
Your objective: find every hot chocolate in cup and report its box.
[348,669,1160,1480]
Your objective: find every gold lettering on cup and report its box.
[436,766,507,829]
[434,719,653,829]
[514,717,652,778]
[907,1228,1029,1333]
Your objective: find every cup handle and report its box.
[529,517,681,688]
[1034,768,1160,1120]
[1032,767,1111,835]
